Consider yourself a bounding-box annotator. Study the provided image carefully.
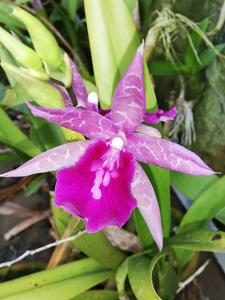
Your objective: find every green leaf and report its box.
[133,208,153,247]
[0,2,23,29]
[72,290,118,300]
[171,173,225,225]
[0,106,41,157]
[184,18,209,69]
[142,164,171,241]
[30,116,66,150]
[133,164,170,248]
[72,232,126,269]
[84,0,156,110]
[124,0,136,13]
[128,255,160,300]
[148,60,182,76]
[169,229,225,253]
[24,174,46,197]
[176,175,225,267]
[0,150,27,164]
[115,258,129,297]
[3,271,113,300]
[61,0,79,21]
[157,260,177,300]
[171,172,218,200]
[196,43,225,71]
[1,87,24,108]
[0,258,107,298]
[178,176,225,233]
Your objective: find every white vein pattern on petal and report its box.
[28,104,118,141]
[112,73,146,132]
[51,83,73,107]
[131,163,163,250]
[0,140,93,177]
[127,133,214,175]
[70,59,88,107]
[70,59,97,111]
[131,163,152,208]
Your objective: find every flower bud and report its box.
[12,6,63,68]
[0,27,44,71]
[1,62,64,108]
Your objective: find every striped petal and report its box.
[51,83,73,107]
[0,140,92,177]
[70,59,98,111]
[127,133,215,176]
[111,44,146,133]
[131,163,163,250]
[27,103,118,140]
[144,107,177,124]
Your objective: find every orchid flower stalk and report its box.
[0,44,215,250]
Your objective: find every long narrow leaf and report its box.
[0,106,41,157]
[175,175,225,266]
[169,229,225,253]
[0,258,106,298]
[3,271,113,300]
[128,255,161,300]
[84,0,155,110]
[72,290,118,300]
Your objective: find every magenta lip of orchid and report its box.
[0,43,215,251]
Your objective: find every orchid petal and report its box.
[0,140,92,177]
[131,163,163,250]
[70,59,98,111]
[51,83,73,107]
[55,141,136,232]
[127,133,215,176]
[135,124,161,138]
[111,44,146,133]
[27,103,117,140]
[144,107,177,124]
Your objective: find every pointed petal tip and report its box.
[156,237,163,252]
[138,41,144,56]
[26,100,35,111]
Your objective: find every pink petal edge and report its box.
[0,140,92,177]
[127,133,215,176]
[51,83,73,107]
[111,43,146,133]
[144,107,177,124]
[131,163,163,250]
[27,102,118,140]
[70,59,98,112]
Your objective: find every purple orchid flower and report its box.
[0,44,215,251]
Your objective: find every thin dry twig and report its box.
[47,218,80,269]
[0,231,86,269]
[4,209,51,240]
[0,176,34,202]
[0,202,37,217]
[176,260,210,294]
